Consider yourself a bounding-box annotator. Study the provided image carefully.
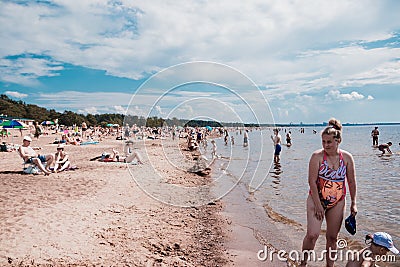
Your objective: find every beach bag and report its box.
[23,165,39,174]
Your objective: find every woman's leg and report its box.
[126,151,143,164]
[325,199,345,267]
[59,160,71,171]
[45,154,54,172]
[300,195,324,266]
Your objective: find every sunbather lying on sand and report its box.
[90,148,143,164]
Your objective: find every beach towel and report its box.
[80,141,99,146]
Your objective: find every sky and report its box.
[1,0,400,124]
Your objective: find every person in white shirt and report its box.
[18,136,54,175]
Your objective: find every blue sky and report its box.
[1,0,400,124]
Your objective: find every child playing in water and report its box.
[346,232,398,267]
[378,142,392,155]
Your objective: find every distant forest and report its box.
[0,94,252,128]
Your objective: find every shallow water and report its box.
[207,125,400,265]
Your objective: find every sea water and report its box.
[208,125,399,266]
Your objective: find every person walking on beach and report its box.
[271,129,282,163]
[34,121,43,139]
[243,129,249,147]
[211,140,217,159]
[300,118,357,267]
[346,232,399,267]
[124,124,130,139]
[371,127,379,146]
[81,121,88,138]
[286,131,292,146]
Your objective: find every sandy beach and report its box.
[0,134,235,266]
[2,132,384,267]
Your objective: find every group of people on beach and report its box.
[18,135,71,175]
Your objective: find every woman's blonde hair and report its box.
[321,118,342,142]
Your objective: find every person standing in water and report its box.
[371,127,379,146]
[271,129,282,163]
[300,118,357,267]
[286,131,292,146]
[243,129,249,147]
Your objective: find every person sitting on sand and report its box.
[346,232,399,267]
[188,139,199,151]
[378,142,392,155]
[18,135,54,175]
[65,134,81,145]
[53,144,71,172]
[124,150,143,164]
[0,141,13,152]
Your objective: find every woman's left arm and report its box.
[346,152,358,216]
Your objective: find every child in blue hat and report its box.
[346,232,399,266]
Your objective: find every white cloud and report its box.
[0,57,63,86]
[154,105,164,116]
[37,91,134,114]
[113,105,126,114]
[1,0,399,88]
[78,107,99,114]
[326,90,365,101]
[1,1,399,123]
[367,95,374,100]
[4,90,28,98]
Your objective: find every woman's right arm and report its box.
[308,151,324,220]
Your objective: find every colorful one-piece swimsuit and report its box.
[317,150,347,209]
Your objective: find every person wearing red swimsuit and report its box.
[300,118,358,267]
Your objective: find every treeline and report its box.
[1,94,126,127]
[0,94,258,128]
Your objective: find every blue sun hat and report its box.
[372,232,399,254]
[345,214,356,235]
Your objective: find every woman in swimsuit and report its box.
[300,118,357,267]
[53,144,71,172]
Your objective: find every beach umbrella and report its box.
[41,120,54,125]
[0,120,28,129]
[106,123,114,127]
[205,126,213,131]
